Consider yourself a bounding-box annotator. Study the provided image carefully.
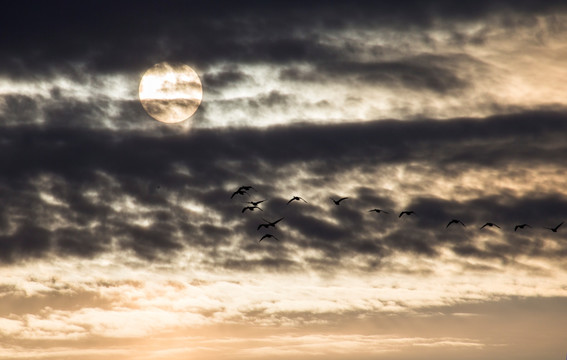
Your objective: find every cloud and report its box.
[0,109,566,270]
[1,1,566,79]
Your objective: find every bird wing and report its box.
[514,225,519,231]
[480,223,488,229]
[286,198,295,204]
[446,220,454,228]
[495,224,501,228]
[231,191,238,199]
[272,217,284,225]
[399,212,404,217]
[556,221,564,230]
[257,224,267,230]
[242,207,249,213]
[300,197,308,203]
[338,197,348,202]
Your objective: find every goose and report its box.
[514,223,531,231]
[544,221,564,232]
[331,197,348,205]
[399,211,416,218]
[369,209,389,214]
[480,222,500,229]
[287,196,308,205]
[231,189,248,199]
[446,219,466,228]
[257,217,285,231]
[259,234,279,242]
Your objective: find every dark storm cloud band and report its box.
[1,0,566,78]
[1,110,567,267]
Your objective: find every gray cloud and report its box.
[1,110,567,270]
[1,1,566,79]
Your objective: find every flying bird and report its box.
[259,234,279,242]
[257,217,285,230]
[480,222,500,229]
[446,219,466,228]
[287,196,308,205]
[231,189,249,199]
[242,205,263,213]
[369,209,389,214]
[331,197,348,205]
[399,211,416,218]
[544,221,564,232]
[514,223,531,231]
[246,200,266,206]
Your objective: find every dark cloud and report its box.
[2,109,567,268]
[202,68,252,94]
[2,1,566,79]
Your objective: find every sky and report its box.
[1,1,567,359]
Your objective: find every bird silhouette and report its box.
[514,223,531,231]
[259,234,279,242]
[246,200,266,206]
[231,189,249,199]
[257,217,284,230]
[238,185,256,192]
[446,219,466,228]
[544,221,564,232]
[399,211,415,218]
[287,196,307,205]
[331,197,348,205]
[369,209,389,214]
[480,222,500,229]
[242,205,263,213]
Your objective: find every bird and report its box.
[446,219,466,228]
[369,209,389,214]
[399,211,415,218]
[246,200,266,206]
[231,189,249,199]
[242,205,263,213]
[287,196,307,205]
[259,234,279,242]
[480,222,500,229]
[257,217,284,230]
[544,221,564,232]
[331,197,348,205]
[238,185,256,192]
[514,223,531,231]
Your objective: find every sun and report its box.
[139,62,203,124]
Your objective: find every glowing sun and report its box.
[139,62,203,123]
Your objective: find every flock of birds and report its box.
[230,186,565,243]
